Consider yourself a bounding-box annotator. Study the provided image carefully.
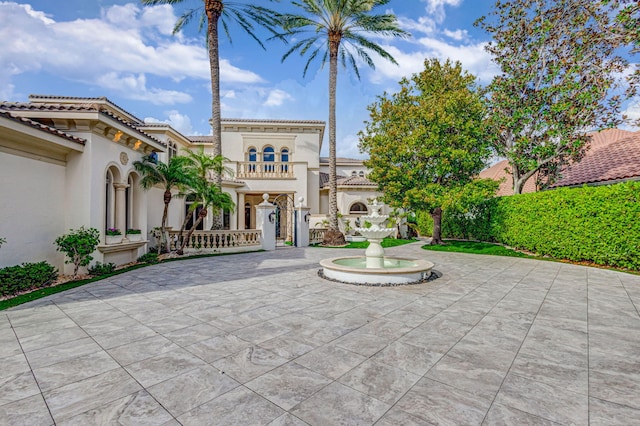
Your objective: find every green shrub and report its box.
[137,252,159,264]
[0,262,58,297]
[54,227,100,277]
[88,262,116,276]
[441,181,640,270]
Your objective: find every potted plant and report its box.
[126,228,142,242]
[105,227,122,244]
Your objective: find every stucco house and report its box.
[0,95,383,273]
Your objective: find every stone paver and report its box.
[2,243,640,425]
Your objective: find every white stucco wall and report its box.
[0,152,67,269]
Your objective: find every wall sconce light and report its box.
[269,211,276,224]
[304,212,310,223]
[113,131,123,142]
[133,140,142,150]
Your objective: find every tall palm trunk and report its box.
[323,35,346,246]
[161,189,172,253]
[206,0,224,230]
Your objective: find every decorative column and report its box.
[295,197,310,247]
[255,193,276,251]
[113,182,129,239]
[238,193,245,230]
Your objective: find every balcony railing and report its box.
[237,162,294,179]
[168,230,262,253]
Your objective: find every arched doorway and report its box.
[273,193,295,247]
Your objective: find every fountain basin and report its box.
[320,256,434,286]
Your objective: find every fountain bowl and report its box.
[320,256,434,286]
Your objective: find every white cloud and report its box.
[144,110,197,135]
[397,15,437,35]
[0,2,263,104]
[263,89,293,107]
[96,72,192,105]
[622,99,640,129]
[370,38,497,84]
[443,28,468,41]
[422,0,464,23]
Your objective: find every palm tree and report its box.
[140,0,280,190]
[181,146,233,229]
[133,155,193,252]
[177,180,235,254]
[277,0,408,245]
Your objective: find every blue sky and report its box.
[1,0,637,158]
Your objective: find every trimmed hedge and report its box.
[433,181,640,270]
[0,262,58,297]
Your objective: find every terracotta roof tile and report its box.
[479,160,537,196]
[0,102,165,148]
[320,156,364,164]
[480,129,640,193]
[552,130,640,187]
[0,110,86,145]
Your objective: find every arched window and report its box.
[263,146,275,172]
[359,171,365,177]
[350,202,368,214]
[245,202,252,229]
[105,170,114,230]
[126,175,133,231]
[248,148,257,172]
[168,142,177,161]
[185,194,204,231]
[281,148,289,172]
[351,171,357,177]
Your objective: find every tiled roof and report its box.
[480,128,640,194]
[320,156,365,164]
[188,136,214,144]
[479,160,537,196]
[0,110,86,145]
[29,95,144,124]
[551,129,640,187]
[338,176,378,187]
[223,118,325,125]
[319,171,377,188]
[0,102,165,148]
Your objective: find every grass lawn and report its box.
[422,240,535,258]
[316,238,418,249]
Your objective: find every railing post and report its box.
[255,193,276,251]
[295,197,310,247]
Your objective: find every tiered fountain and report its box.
[320,200,434,285]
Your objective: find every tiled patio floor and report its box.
[2,243,640,425]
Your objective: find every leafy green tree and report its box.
[54,227,100,277]
[141,0,280,189]
[277,0,409,246]
[477,0,638,194]
[133,156,193,253]
[359,59,498,244]
[177,180,235,254]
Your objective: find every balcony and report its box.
[237,161,294,179]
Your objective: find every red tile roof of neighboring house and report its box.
[480,128,640,194]
[479,160,538,196]
[551,129,640,187]
[0,110,86,145]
